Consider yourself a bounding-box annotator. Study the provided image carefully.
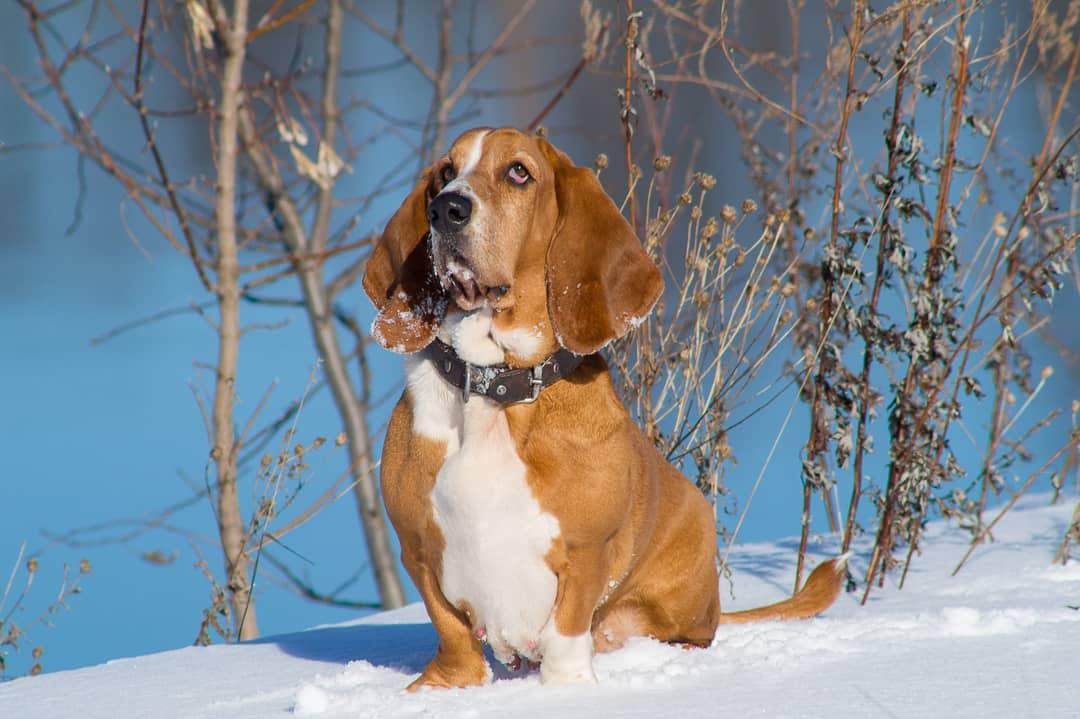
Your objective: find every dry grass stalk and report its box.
[610,165,800,548]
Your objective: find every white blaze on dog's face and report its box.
[427,127,557,317]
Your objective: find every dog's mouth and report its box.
[442,257,509,311]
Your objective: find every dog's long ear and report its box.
[362,170,446,353]
[540,140,662,355]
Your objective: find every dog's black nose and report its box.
[428,192,472,234]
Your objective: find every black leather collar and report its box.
[426,339,586,405]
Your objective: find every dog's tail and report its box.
[716,555,848,624]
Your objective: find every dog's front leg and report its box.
[538,545,609,685]
[405,556,489,691]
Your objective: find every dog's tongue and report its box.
[444,260,510,310]
[447,264,486,310]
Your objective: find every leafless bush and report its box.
[1,544,90,678]
[610,166,797,531]
[609,0,1079,594]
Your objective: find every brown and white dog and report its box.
[363,127,844,690]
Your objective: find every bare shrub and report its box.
[1,544,90,678]
[606,0,1079,593]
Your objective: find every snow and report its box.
[4,495,1078,718]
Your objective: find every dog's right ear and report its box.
[363,170,447,353]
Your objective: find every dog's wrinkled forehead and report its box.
[437,127,547,195]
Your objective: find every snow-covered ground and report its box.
[4,495,1078,718]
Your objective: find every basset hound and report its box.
[363,127,845,689]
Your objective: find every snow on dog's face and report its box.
[363,127,662,359]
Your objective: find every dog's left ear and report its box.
[362,169,446,353]
[539,140,662,355]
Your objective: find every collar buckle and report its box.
[519,364,545,404]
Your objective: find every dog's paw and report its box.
[538,630,597,685]
[407,655,491,691]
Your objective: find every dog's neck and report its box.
[430,309,585,406]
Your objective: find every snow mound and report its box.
[3,496,1078,719]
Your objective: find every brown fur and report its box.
[364,128,844,690]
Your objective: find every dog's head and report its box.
[363,127,662,361]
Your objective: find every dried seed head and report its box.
[781,282,797,297]
[32,646,43,659]
[698,173,717,190]
[646,218,663,242]
[776,208,791,223]
[764,213,776,227]
[720,205,738,224]
[701,217,719,239]
[335,432,347,446]
[690,206,702,220]
[27,558,39,574]
[646,233,660,253]
[1040,366,1054,380]
[806,297,818,311]
[261,454,272,469]
[992,211,1008,238]
[79,559,91,574]
[595,153,609,171]
[678,192,692,206]
[653,155,672,172]
[741,198,758,214]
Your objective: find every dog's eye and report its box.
[507,162,531,186]
[440,165,456,185]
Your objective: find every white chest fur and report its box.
[404,352,560,664]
